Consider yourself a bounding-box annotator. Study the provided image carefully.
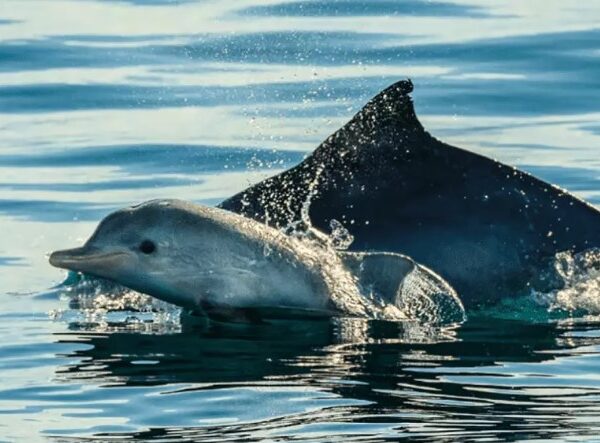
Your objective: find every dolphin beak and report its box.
[49,246,130,273]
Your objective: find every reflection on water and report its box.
[1,0,600,441]
[29,318,600,440]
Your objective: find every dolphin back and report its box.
[220,80,600,307]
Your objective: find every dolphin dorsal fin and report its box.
[339,251,465,324]
[338,251,415,301]
[357,79,424,132]
[219,79,429,228]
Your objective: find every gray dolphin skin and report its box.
[49,199,462,322]
[221,80,600,307]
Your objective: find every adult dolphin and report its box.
[220,80,600,308]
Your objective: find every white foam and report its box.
[532,248,600,314]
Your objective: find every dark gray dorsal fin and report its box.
[355,78,424,132]
[219,79,427,228]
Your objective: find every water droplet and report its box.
[329,219,354,250]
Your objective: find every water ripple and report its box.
[1,0,600,441]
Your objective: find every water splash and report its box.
[328,218,354,250]
[533,248,600,314]
[49,272,181,333]
[277,162,327,239]
[300,162,326,226]
[477,248,600,321]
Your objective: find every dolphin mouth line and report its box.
[49,249,130,270]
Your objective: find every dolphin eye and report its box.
[139,239,156,255]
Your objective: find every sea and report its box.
[1,1,600,441]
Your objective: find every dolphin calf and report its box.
[49,199,463,323]
[221,80,600,307]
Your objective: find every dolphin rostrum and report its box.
[221,80,600,307]
[49,199,463,323]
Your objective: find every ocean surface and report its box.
[1,1,600,441]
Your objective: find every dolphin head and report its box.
[49,199,252,310]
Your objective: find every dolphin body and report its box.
[221,80,600,307]
[50,199,463,323]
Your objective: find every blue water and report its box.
[1,1,600,441]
